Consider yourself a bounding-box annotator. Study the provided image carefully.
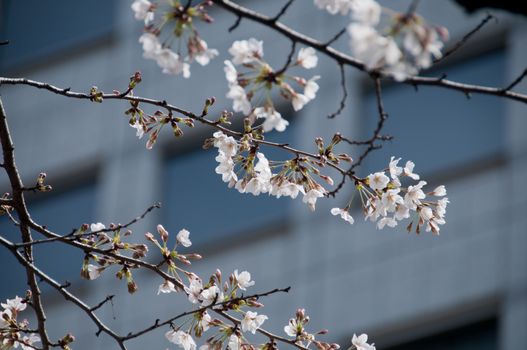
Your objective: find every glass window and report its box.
[0,182,96,299]
[386,318,497,350]
[360,49,506,177]
[0,0,115,71]
[163,119,297,248]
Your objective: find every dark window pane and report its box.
[163,122,297,247]
[0,183,96,299]
[387,318,497,350]
[0,0,115,71]
[361,50,506,176]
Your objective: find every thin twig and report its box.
[272,0,295,22]
[275,41,297,76]
[435,13,495,64]
[14,202,161,248]
[502,68,527,91]
[327,64,348,119]
[211,0,527,104]
[0,97,51,350]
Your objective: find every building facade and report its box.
[1,1,526,349]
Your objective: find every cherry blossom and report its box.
[131,0,154,24]
[233,270,255,290]
[331,208,354,224]
[228,38,264,65]
[158,280,177,295]
[297,47,319,69]
[1,296,26,313]
[165,330,196,350]
[351,333,375,350]
[177,229,192,247]
[241,311,268,334]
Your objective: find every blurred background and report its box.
[0,1,526,349]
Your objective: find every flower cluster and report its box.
[315,0,448,80]
[224,38,320,132]
[212,131,333,211]
[284,308,340,350]
[75,221,372,350]
[331,157,448,234]
[0,296,41,350]
[132,0,218,78]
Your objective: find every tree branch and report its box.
[0,97,51,350]
[211,0,527,104]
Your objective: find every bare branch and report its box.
[327,63,348,119]
[14,202,161,248]
[503,67,527,91]
[275,41,297,76]
[211,0,527,104]
[435,13,495,64]
[272,0,295,23]
[0,97,51,350]
[0,236,127,350]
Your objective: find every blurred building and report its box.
[0,1,526,349]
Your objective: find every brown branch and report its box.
[211,0,527,104]
[503,67,527,91]
[0,97,51,350]
[215,310,310,350]
[0,236,127,350]
[435,13,495,64]
[123,286,290,341]
[327,63,348,119]
[275,41,297,76]
[272,0,295,22]
[0,77,353,181]
[14,202,161,248]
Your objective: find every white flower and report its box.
[368,172,389,191]
[1,296,26,313]
[389,156,402,179]
[271,181,305,199]
[86,264,102,280]
[194,40,219,66]
[131,0,154,24]
[0,309,12,327]
[130,120,145,139]
[403,27,444,69]
[377,217,397,230]
[139,33,161,60]
[215,154,237,183]
[90,222,105,232]
[331,207,354,224]
[224,60,238,85]
[394,204,410,221]
[436,197,449,218]
[292,92,310,111]
[227,85,252,115]
[166,330,196,350]
[297,47,318,69]
[176,229,192,247]
[419,206,434,221]
[184,277,203,304]
[200,312,212,332]
[381,188,403,212]
[241,311,268,334]
[404,180,427,210]
[303,188,325,211]
[156,48,191,78]
[20,334,41,350]
[314,0,352,15]
[213,131,238,157]
[234,270,255,290]
[348,24,401,70]
[431,185,446,196]
[304,75,320,100]
[229,38,263,65]
[351,333,375,350]
[284,318,299,337]
[228,334,241,350]
[200,285,222,306]
[158,280,177,295]
[254,106,289,132]
[403,161,420,180]
[350,0,381,26]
